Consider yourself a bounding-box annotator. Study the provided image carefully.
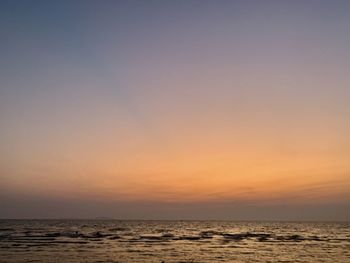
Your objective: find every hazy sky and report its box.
[1,0,350,220]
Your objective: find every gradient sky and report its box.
[1,0,350,220]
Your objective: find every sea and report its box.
[0,220,349,263]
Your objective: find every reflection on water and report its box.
[0,220,349,262]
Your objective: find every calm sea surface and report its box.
[0,220,349,263]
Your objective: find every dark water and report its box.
[0,220,349,263]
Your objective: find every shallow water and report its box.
[0,220,349,262]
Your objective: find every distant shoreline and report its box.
[0,218,349,223]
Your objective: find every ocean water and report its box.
[0,220,349,263]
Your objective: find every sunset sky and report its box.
[1,0,350,220]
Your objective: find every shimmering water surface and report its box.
[0,220,349,263]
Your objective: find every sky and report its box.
[1,0,350,220]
